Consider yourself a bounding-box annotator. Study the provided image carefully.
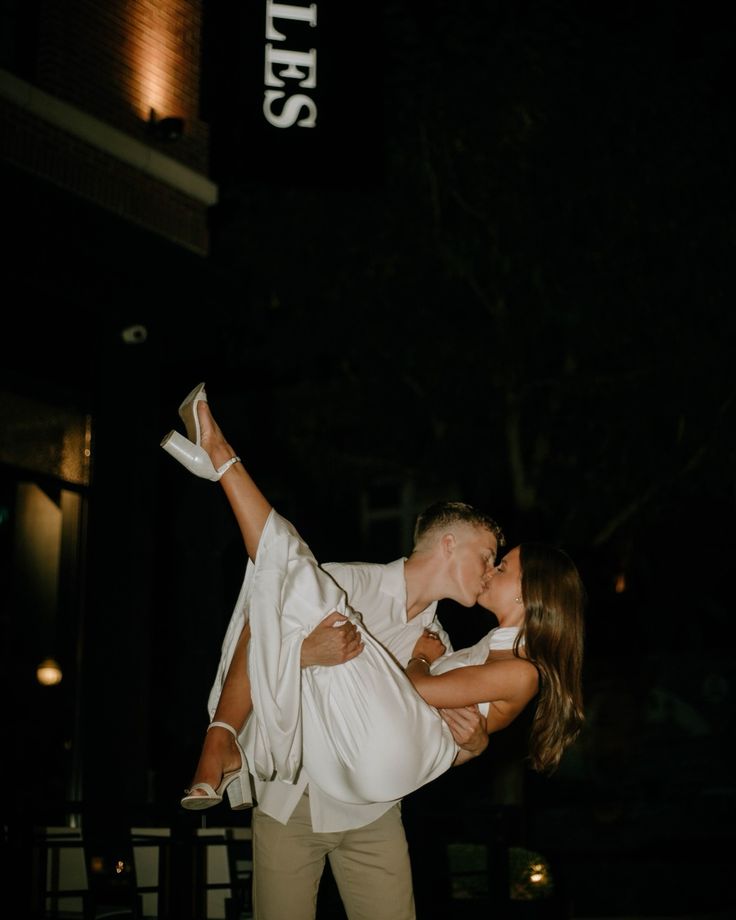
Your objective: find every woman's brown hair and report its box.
[515,543,585,772]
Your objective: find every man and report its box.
[249,500,504,920]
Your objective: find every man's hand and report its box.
[300,612,364,667]
[440,705,489,765]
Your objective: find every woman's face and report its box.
[477,546,524,625]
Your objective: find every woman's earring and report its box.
[514,596,523,604]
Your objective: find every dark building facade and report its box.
[0,4,242,915]
[0,0,221,819]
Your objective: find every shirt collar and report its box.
[381,558,438,622]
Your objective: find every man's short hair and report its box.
[413,501,505,549]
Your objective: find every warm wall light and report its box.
[148,108,185,141]
[37,657,63,686]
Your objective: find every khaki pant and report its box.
[252,792,415,920]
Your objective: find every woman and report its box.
[410,540,586,774]
[162,384,585,809]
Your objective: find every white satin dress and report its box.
[430,625,523,720]
[215,508,458,806]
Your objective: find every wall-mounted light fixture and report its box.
[37,657,63,686]
[148,108,185,142]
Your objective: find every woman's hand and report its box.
[410,628,446,665]
[441,706,489,764]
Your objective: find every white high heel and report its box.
[160,430,240,480]
[160,382,240,480]
[181,721,253,811]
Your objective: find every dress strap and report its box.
[488,626,522,650]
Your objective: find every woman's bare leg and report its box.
[198,400,271,561]
[187,624,252,793]
[184,397,362,798]
[185,398,271,796]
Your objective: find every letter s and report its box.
[263,90,317,128]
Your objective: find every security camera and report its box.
[121,324,148,345]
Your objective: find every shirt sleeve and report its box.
[321,561,359,600]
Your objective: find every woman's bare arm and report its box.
[406,657,538,718]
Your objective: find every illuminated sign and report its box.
[264,2,317,128]
[205,2,380,185]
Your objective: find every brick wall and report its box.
[36,0,208,172]
[1,0,214,253]
[0,95,209,255]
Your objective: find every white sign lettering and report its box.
[263,1,317,128]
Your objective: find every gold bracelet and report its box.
[407,655,431,668]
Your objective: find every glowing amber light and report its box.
[37,658,63,686]
[530,862,546,883]
[510,847,554,901]
[615,572,626,593]
[120,3,194,123]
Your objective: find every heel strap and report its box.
[216,456,241,478]
[208,721,237,738]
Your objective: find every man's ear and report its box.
[441,532,456,558]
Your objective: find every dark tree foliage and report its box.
[205,1,735,574]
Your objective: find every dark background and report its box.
[3,1,736,917]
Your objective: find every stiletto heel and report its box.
[181,721,253,811]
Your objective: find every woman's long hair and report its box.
[515,543,586,773]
